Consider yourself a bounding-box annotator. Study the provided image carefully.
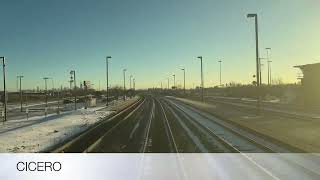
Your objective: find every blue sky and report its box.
[0,0,319,90]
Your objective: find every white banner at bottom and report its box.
[0,153,319,180]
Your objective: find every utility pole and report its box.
[1,57,7,122]
[106,56,111,106]
[17,75,24,112]
[123,69,127,101]
[218,60,222,87]
[197,56,204,102]
[181,68,186,94]
[43,77,49,108]
[247,13,261,114]
[266,48,272,85]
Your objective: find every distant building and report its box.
[294,63,320,106]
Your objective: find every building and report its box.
[294,63,320,106]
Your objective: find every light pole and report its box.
[266,48,272,85]
[106,56,111,106]
[17,75,24,112]
[57,85,62,112]
[218,60,222,87]
[51,79,55,90]
[50,78,55,104]
[1,57,7,122]
[133,78,135,90]
[259,57,265,85]
[130,75,133,89]
[197,56,204,102]
[173,74,176,89]
[43,77,49,108]
[70,70,76,110]
[181,68,185,94]
[167,78,170,89]
[247,13,261,114]
[123,69,127,101]
[268,60,272,85]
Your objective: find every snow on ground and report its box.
[3,100,59,111]
[0,105,112,153]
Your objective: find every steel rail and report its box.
[85,98,147,152]
[166,98,274,153]
[50,97,144,152]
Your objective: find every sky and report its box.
[0,0,319,91]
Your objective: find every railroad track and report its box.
[85,97,148,152]
[50,97,144,152]
[152,97,179,153]
[205,97,320,120]
[162,97,320,179]
[162,97,277,153]
[84,95,179,153]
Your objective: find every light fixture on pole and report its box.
[0,57,7,122]
[70,70,76,110]
[106,56,111,106]
[17,75,24,112]
[130,75,133,89]
[181,68,186,94]
[247,13,261,114]
[197,56,204,102]
[173,74,176,89]
[265,48,272,85]
[123,69,127,101]
[259,57,266,85]
[43,77,49,108]
[218,60,222,87]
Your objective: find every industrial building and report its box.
[294,63,320,106]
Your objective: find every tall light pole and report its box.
[51,78,55,90]
[70,70,76,110]
[123,69,127,101]
[197,56,204,102]
[218,60,222,87]
[43,77,49,108]
[106,56,111,106]
[17,75,24,112]
[133,78,135,90]
[247,13,261,114]
[167,78,170,89]
[173,74,176,89]
[266,48,272,85]
[181,68,186,94]
[130,75,133,89]
[259,57,265,85]
[268,60,272,85]
[1,57,7,122]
